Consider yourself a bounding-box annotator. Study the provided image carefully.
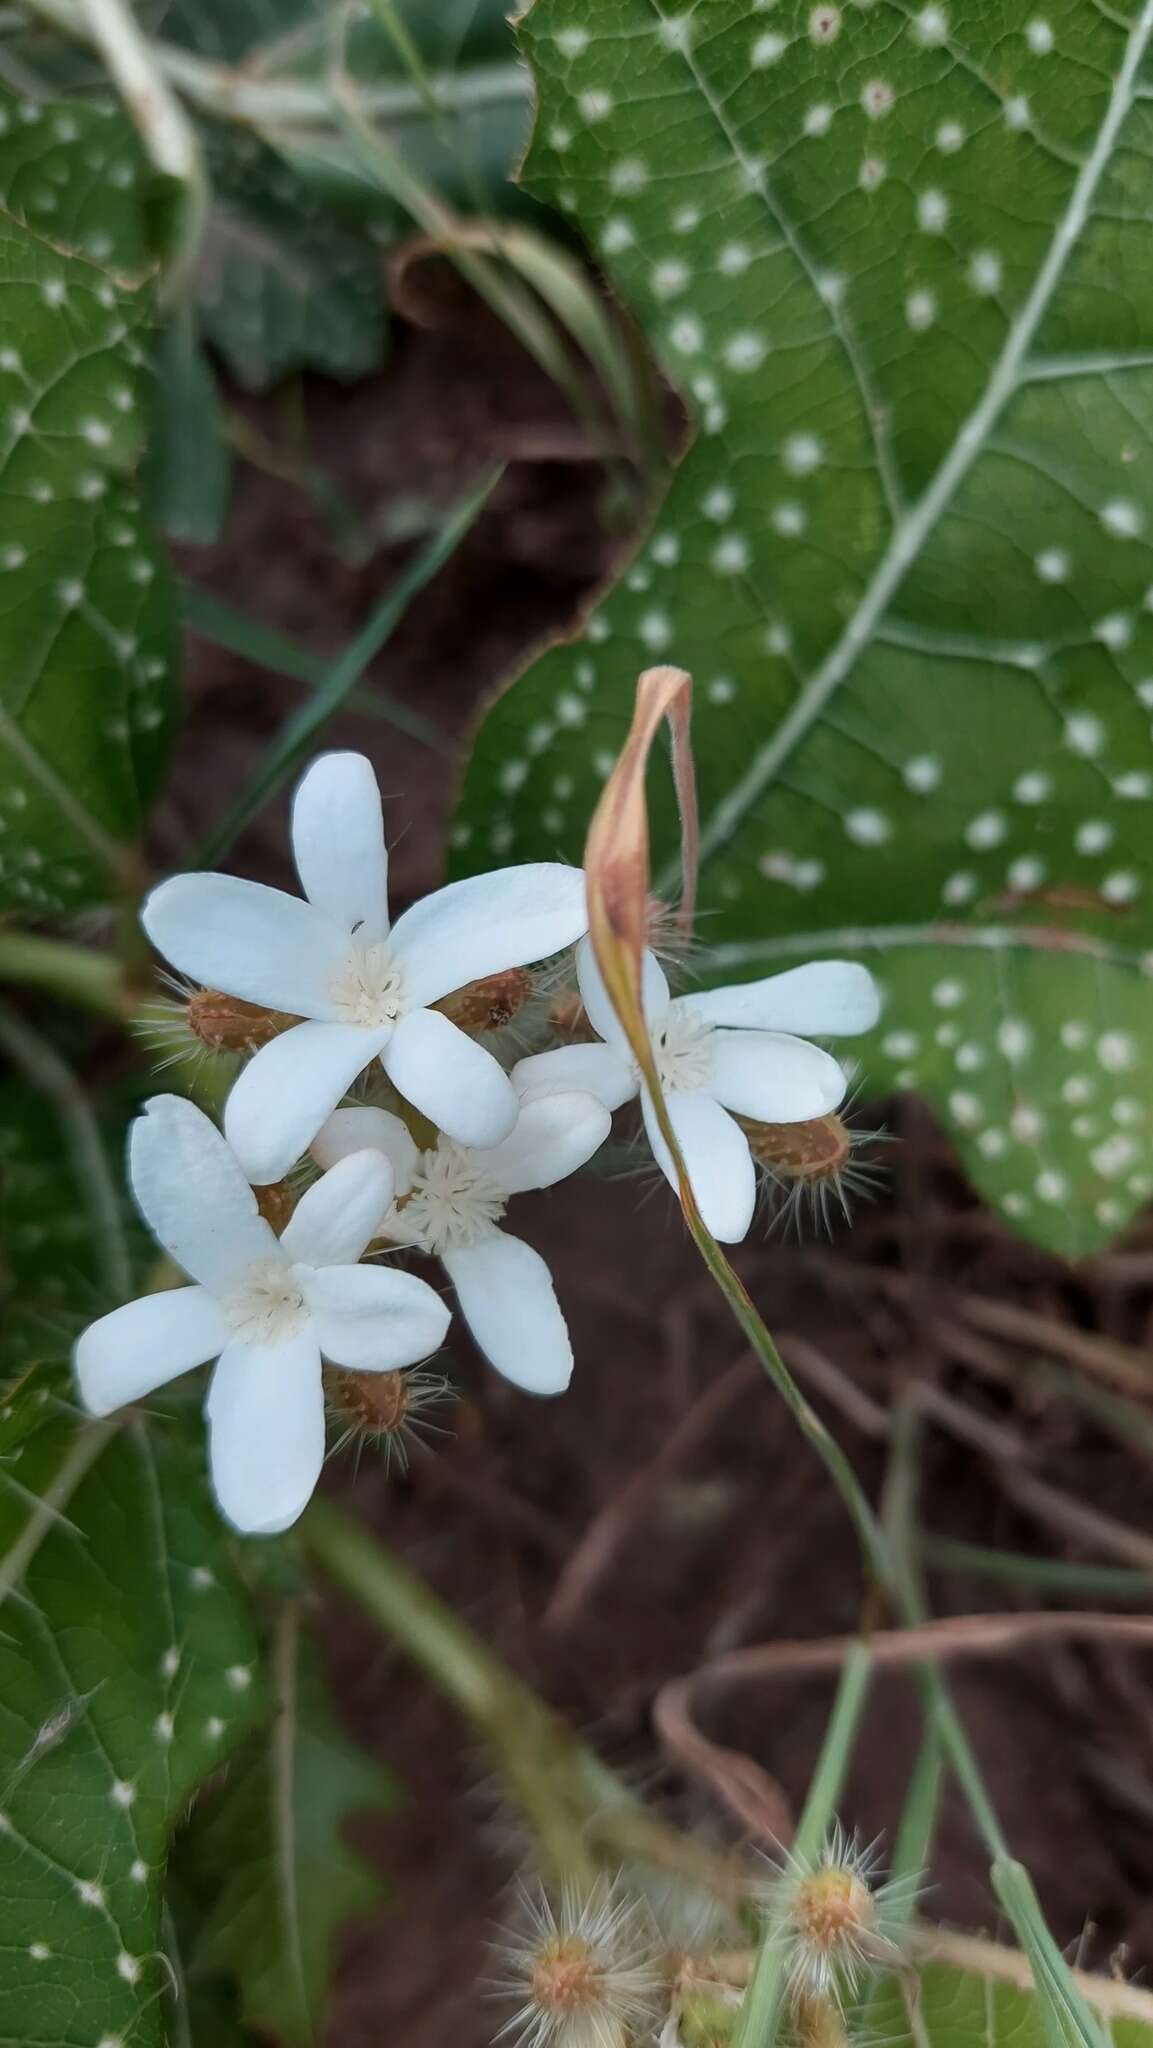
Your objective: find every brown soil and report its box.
[169,308,1153,2047]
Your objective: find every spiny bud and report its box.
[771,1827,909,2008]
[790,1991,850,2048]
[434,968,533,1037]
[326,1365,451,1471]
[678,1985,741,2045]
[549,990,590,1039]
[186,988,298,1052]
[739,1111,886,1236]
[741,1113,852,1179]
[255,1180,296,1233]
[497,1881,662,2048]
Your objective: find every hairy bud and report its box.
[549,990,590,1039]
[435,968,534,1036]
[498,1881,662,2048]
[791,1991,850,2048]
[254,1180,296,1233]
[768,1827,911,2008]
[326,1365,451,1471]
[187,988,298,1052]
[741,1113,852,1179]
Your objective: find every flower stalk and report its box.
[301,1497,745,1904]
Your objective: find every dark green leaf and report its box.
[453,0,1153,1253]
[0,90,177,913]
[0,1373,265,2048]
[196,124,388,390]
[145,310,232,545]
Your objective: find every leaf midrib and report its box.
[649,0,1153,884]
[704,921,1152,974]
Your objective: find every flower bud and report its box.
[740,1113,852,1180]
[434,968,533,1036]
[770,1828,909,2007]
[791,1991,850,2048]
[325,1365,451,1471]
[498,1881,662,2048]
[549,990,590,1039]
[255,1180,296,1233]
[186,988,298,1052]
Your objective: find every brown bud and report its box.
[549,990,590,1039]
[740,1113,852,1181]
[434,968,533,1037]
[254,1180,296,1234]
[329,1370,412,1434]
[187,988,299,1052]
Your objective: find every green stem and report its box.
[20,0,529,128]
[302,1498,598,1885]
[76,0,207,296]
[731,1643,873,2048]
[0,931,129,1018]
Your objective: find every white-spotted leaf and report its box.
[453,0,1153,1254]
[0,1375,264,2048]
[0,91,176,914]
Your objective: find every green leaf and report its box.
[452,0,1153,1253]
[196,123,389,390]
[0,1375,265,2048]
[145,311,232,545]
[0,1060,265,2048]
[868,1961,1153,2048]
[181,1606,395,2047]
[0,90,177,913]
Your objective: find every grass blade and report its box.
[191,467,500,866]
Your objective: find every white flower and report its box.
[312,1089,611,1395]
[141,752,588,1183]
[513,943,881,1244]
[73,1096,450,1534]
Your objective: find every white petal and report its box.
[513,1041,638,1114]
[390,864,587,1007]
[224,1020,393,1184]
[280,1151,394,1267]
[291,752,390,941]
[576,937,669,1051]
[641,1087,756,1244]
[706,1029,847,1122]
[312,1106,418,1198]
[206,1330,325,1535]
[129,1095,280,1292]
[301,1263,450,1370]
[141,873,348,1018]
[480,1092,611,1196]
[382,1008,517,1148]
[442,1231,572,1394]
[74,1287,227,1415]
[680,961,881,1037]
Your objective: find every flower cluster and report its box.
[74,751,879,1535]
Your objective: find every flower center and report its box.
[653,1007,714,1094]
[222,1258,308,1345]
[329,942,406,1029]
[397,1138,507,1255]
